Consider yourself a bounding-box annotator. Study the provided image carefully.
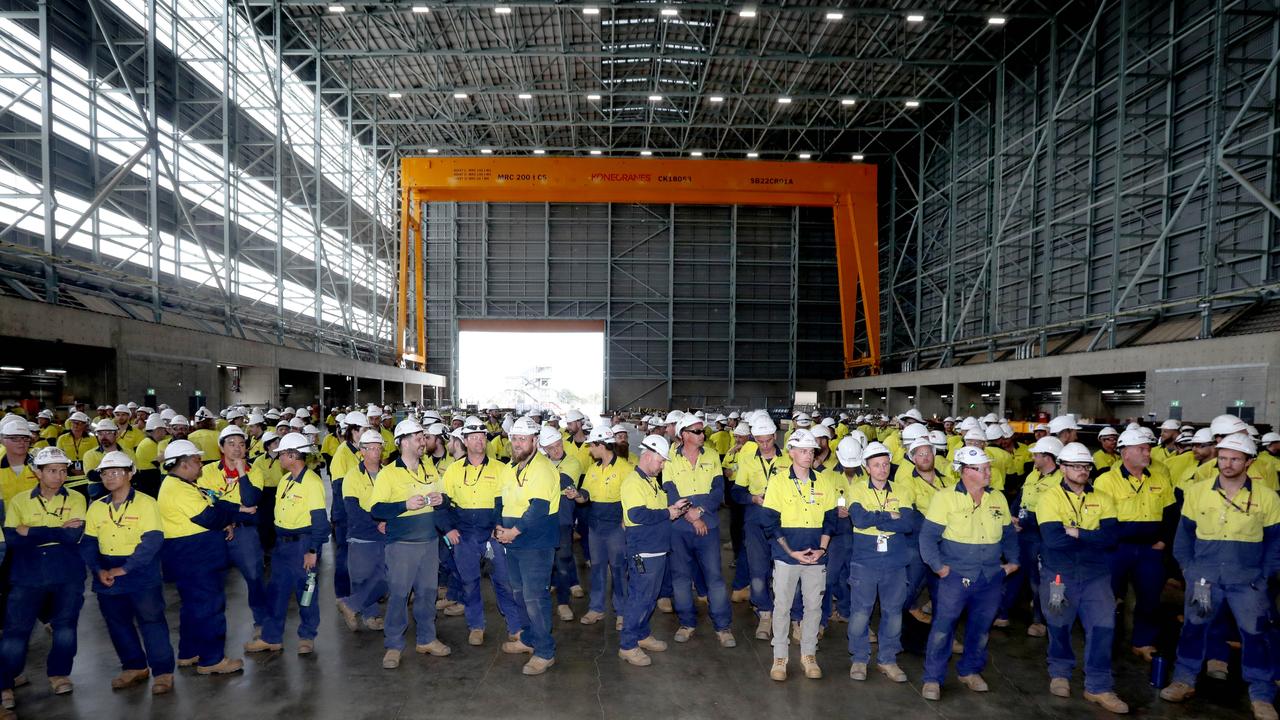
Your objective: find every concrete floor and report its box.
[11,539,1263,720]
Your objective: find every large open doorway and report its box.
[457,320,604,421]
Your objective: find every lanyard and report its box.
[107,497,133,528]
[515,461,531,488]
[870,483,892,510]
[1216,487,1252,517]
[1124,470,1146,496]
[35,492,67,519]
[1061,487,1086,527]
[463,460,484,487]
[758,453,778,489]
[282,471,305,497]
[790,471,816,505]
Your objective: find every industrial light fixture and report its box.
[327,5,345,12]
[840,98,855,106]
[518,93,533,99]
[589,149,603,155]
[825,11,844,21]
[906,13,924,22]
[746,151,759,158]
[708,95,724,103]
[648,95,663,102]
[850,153,864,161]
[798,152,812,159]
[283,384,293,388]
[987,15,1006,25]
[427,148,439,154]
[0,366,23,372]
[639,150,653,156]
[661,8,678,16]
[453,92,469,99]
[533,149,546,155]
[494,6,512,15]
[45,369,67,375]
[739,7,757,18]
[904,99,920,108]
[480,148,494,154]
[690,150,703,157]
[777,97,792,104]
[587,93,602,101]
[583,6,600,15]
[388,92,402,99]
[412,5,430,13]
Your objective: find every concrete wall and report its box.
[827,332,1280,426]
[0,297,445,411]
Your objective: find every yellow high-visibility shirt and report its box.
[84,489,163,555]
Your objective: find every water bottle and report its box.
[1048,574,1066,612]
[300,571,317,607]
[1150,654,1168,688]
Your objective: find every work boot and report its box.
[443,602,465,617]
[49,676,73,695]
[579,610,604,625]
[1206,659,1229,680]
[382,649,401,669]
[415,640,451,656]
[196,658,244,675]
[618,647,652,667]
[922,682,941,700]
[731,588,750,603]
[696,595,709,606]
[468,628,485,646]
[909,607,933,624]
[1253,701,1279,720]
[878,663,908,683]
[557,604,574,622]
[110,668,150,690]
[674,626,695,643]
[769,658,788,681]
[243,639,283,653]
[992,617,1010,628]
[435,598,456,611]
[437,586,448,600]
[717,630,737,648]
[1159,681,1195,703]
[297,639,314,655]
[952,638,964,654]
[801,655,822,679]
[364,616,385,631]
[637,636,667,652]
[0,690,11,710]
[755,612,772,640]
[570,584,585,598]
[523,656,555,675]
[657,598,674,614]
[151,674,174,696]
[502,637,534,654]
[958,674,989,692]
[849,662,868,681]
[1049,677,1070,697]
[10,676,25,688]
[176,656,200,668]
[1085,691,1130,714]
[252,625,262,640]
[336,599,359,631]
[1132,645,1157,662]
[1027,623,1047,638]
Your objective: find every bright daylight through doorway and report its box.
[457,330,604,422]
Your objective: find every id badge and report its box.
[876,534,889,553]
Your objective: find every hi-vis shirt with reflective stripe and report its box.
[847,477,916,537]
[735,448,792,497]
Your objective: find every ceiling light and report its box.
[746,151,759,158]
[798,152,812,159]
[45,369,67,375]
[494,6,512,15]
[518,93,533,100]
[904,99,920,108]
[533,149,546,155]
[648,95,663,102]
[825,11,844,21]
[453,92,469,99]
[690,151,703,157]
[223,365,238,371]
[388,92,402,99]
[427,148,439,154]
[0,366,23,372]
[587,93,602,100]
[661,8,678,16]
[327,5,345,12]
[840,98,855,106]
[777,97,792,104]
[283,383,293,388]
[709,95,724,103]
[583,7,600,15]
[640,150,653,156]
[906,13,924,22]
[850,154,864,161]
[480,148,494,154]
[739,8,757,18]
[412,5,430,13]
[988,16,1006,25]
[589,149,603,155]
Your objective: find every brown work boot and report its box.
[336,599,359,631]
[922,682,941,700]
[1049,677,1070,697]
[382,649,401,669]
[502,637,534,654]
[1159,681,1195,702]
[958,674,989,692]
[557,604,574,622]
[878,663,908,682]
[801,655,822,679]
[909,606,933,624]
[657,598,674,614]
[297,639,314,655]
[1253,700,1279,720]
[570,584,585,598]
[869,628,878,643]
[364,616,385,631]
[769,658,787,681]
[829,611,847,624]
[615,616,623,631]
[110,668,150,690]
[468,628,485,646]
[434,597,453,610]
[673,626,695,643]
[151,673,174,695]
[1085,691,1130,714]
[579,610,605,625]
[992,617,1010,628]
[443,602,465,616]
[849,662,867,680]
[717,630,737,648]
[49,676,73,695]
[415,640,451,656]
[1132,645,1157,662]
[523,656,555,675]
[1027,622,1047,638]
[1206,659,1228,680]
[791,621,802,642]
[196,658,244,675]
[618,647,652,666]
[0,689,13,710]
[176,656,200,668]
[731,587,750,603]
[755,612,772,640]
[243,639,282,653]
[637,636,668,652]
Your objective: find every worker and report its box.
[36,410,59,444]
[540,425,585,621]
[1180,428,1219,489]
[999,436,1063,637]
[440,416,522,647]
[370,418,451,669]
[664,414,735,647]
[1092,428,1176,662]
[253,432,284,553]
[78,450,174,695]
[1152,419,1182,464]
[760,429,836,681]
[734,414,793,641]
[1093,427,1119,471]
[198,425,268,639]
[245,413,267,461]
[84,418,135,501]
[0,446,86,707]
[161,414,190,460]
[574,424,631,628]
[187,408,219,461]
[156,439,244,676]
[1049,415,1080,446]
[493,416,560,676]
[245,433,328,655]
[329,411,370,606]
[918,446,1019,701]
[616,435,687,667]
[826,436,863,626]
[56,411,95,496]
[0,419,37,504]
[708,415,733,457]
[320,413,342,467]
[724,421,754,604]
[1035,442,1128,713]
[132,415,167,497]
[1161,434,1280,720]
[336,429,388,632]
[901,429,953,624]
[846,440,918,684]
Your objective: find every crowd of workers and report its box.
[0,399,1277,719]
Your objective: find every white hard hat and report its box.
[732,423,751,437]
[460,416,487,435]
[163,439,202,463]
[848,429,868,448]
[1048,415,1080,434]
[394,418,424,439]
[169,414,191,428]
[37,409,54,420]
[1159,419,1181,431]
[194,407,215,421]
[1209,414,1249,437]
[901,408,924,423]
[277,432,313,454]
[424,422,447,436]
[835,437,863,468]
[69,411,90,423]
[420,409,443,425]
[97,450,134,471]
[727,411,740,419]
[1033,423,1049,433]
[264,410,280,421]
[144,415,166,432]
[564,409,586,423]
[538,426,563,448]
[907,437,934,455]
[1056,442,1093,464]
[358,429,384,446]
[1031,437,1064,457]
[640,434,670,459]
[1117,428,1151,448]
[821,417,836,428]
[1261,432,1280,445]
[0,418,29,437]
[964,428,986,443]
[983,425,1002,442]
[218,425,247,443]
[749,416,777,436]
[676,414,704,434]
[113,404,129,414]
[793,412,812,428]
[902,424,929,444]
[786,429,819,450]
[611,424,629,437]
[366,405,383,419]
[509,416,541,436]
[247,412,266,426]
[953,446,992,466]
[662,410,684,425]
[587,425,615,444]
[93,418,118,433]
[225,407,246,420]
[1216,434,1257,456]
[862,441,891,460]
[288,417,306,430]
[344,410,370,429]
[1247,425,1261,438]
[810,424,832,440]
[260,431,280,447]
[1191,428,1216,445]
[929,430,948,449]
[159,408,176,421]
[1097,426,1118,439]
[33,447,71,466]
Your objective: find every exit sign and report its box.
[1235,400,1245,407]
[1169,400,1180,407]
[194,390,203,397]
